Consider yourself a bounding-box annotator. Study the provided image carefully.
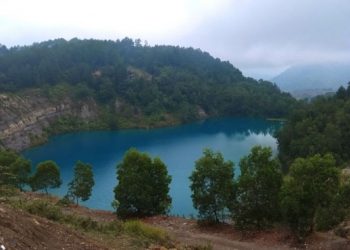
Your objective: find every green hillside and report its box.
[0,38,295,126]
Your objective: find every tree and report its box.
[233,146,282,229]
[0,165,16,186]
[0,150,18,166]
[114,149,172,218]
[10,157,31,191]
[68,161,95,205]
[280,154,340,240]
[30,160,62,194]
[0,150,31,189]
[189,148,235,223]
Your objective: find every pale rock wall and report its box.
[0,93,98,151]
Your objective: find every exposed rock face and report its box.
[0,92,98,151]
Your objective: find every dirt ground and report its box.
[0,203,108,250]
[143,216,350,250]
[1,192,350,250]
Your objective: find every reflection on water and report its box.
[23,117,281,216]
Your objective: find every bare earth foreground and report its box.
[0,203,107,250]
[1,194,350,250]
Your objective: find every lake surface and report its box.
[23,117,281,216]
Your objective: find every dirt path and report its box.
[143,216,350,250]
[2,193,349,250]
[143,216,294,250]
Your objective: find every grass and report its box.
[4,193,173,248]
[1,190,214,249]
[123,220,171,246]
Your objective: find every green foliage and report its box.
[277,84,350,168]
[0,183,18,197]
[5,190,173,248]
[315,181,350,231]
[123,220,170,246]
[114,149,172,218]
[280,154,340,240]
[189,148,235,223]
[68,161,95,205]
[0,38,296,121]
[233,146,282,229]
[0,150,31,189]
[9,157,31,190]
[0,165,17,187]
[0,150,18,165]
[30,160,62,194]
[57,194,74,207]
[21,199,63,221]
[46,115,108,135]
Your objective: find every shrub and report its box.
[114,149,172,218]
[123,220,170,245]
[22,200,63,221]
[189,148,235,223]
[234,146,282,229]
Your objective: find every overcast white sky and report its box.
[1,0,350,78]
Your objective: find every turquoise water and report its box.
[23,117,280,216]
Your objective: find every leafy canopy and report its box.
[277,83,350,168]
[114,148,172,218]
[68,161,95,205]
[0,150,31,189]
[30,160,62,194]
[233,146,282,229]
[0,38,296,122]
[189,148,235,223]
[280,154,340,240]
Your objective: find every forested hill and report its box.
[277,84,350,168]
[0,38,295,119]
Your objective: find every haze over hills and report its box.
[272,63,350,98]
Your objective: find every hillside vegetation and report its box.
[0,38,295,127]
[277,84,350,167]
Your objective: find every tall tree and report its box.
[280,154,340,240]
[10,157,31,191]
[114,149,172,218]
[30,160,62,194]
[189,148,235,223]
[68,161,95,205]
[0,150,31,189]
[233,146,282,229]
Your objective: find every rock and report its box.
[197,106,208,119]
[0,92,98,151]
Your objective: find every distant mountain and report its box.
[272,63,350,93]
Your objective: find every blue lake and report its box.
[23,117,281,216]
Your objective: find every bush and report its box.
[315,205,346,231]
[114,149,172,218]
[0,185,19,197]
[234,146,282,229]
[280,154,340,240]
[189,148,235,223]
[22,200,63,221]
[56,195,74,207]
[123,220,170,245]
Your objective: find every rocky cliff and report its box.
[0,91,98,151]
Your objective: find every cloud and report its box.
[0,0,349,77]
[180,0,350,72]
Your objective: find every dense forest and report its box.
[277,84,350,168]
[0,38,295,126]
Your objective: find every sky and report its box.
[1,0,350,79]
